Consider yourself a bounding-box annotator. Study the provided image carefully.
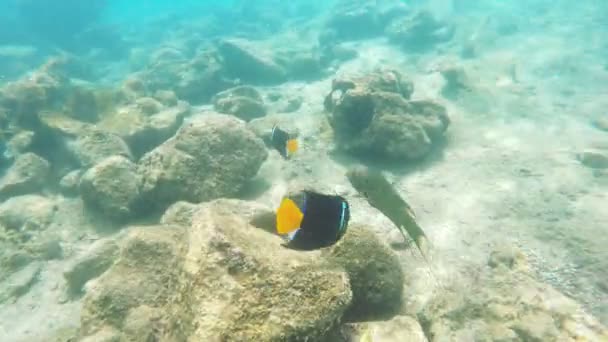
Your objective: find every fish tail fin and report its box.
[399,226,445,290]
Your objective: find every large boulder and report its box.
[218,38,287,84]
[324,226,404,322]
[0,194,56,232]
[68,129,133,169]
[63,238,120,296]
[78,199,352,341]
[97,99,191,158]
[137,114,268,210]
[325,70,449,161]
[140,49,236,104]
[79,156,142,221]
[212,86,267,121]
[0,152,50,198]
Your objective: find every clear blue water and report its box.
[1,0,607,341]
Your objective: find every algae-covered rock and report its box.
[0,194,56,231]
[63,238,120,296]
[79,156,142,221]
[68,129,133,169]
[0,153,50,198]
[137,114,268,210]
[59,169,83,196]
[98,100,190,158]
[79,225,186,338]
[325,71,449,161]
[212,85,267,121]
[79,199,352,341]
[159,201,199,227]
[325,226,404,322]
[218,38,287,84]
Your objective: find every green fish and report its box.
[346,165,430,258]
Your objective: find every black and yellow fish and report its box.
[271,125,298,158]
[276,191,350,250]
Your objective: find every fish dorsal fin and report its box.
[276,198,304,235]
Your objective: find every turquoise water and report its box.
[1,1,608,341]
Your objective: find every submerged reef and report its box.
[77,200,405,341]
[1,1,608,340]
[324,70,449,161]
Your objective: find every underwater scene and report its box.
[0,0,607,341]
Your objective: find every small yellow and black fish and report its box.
[276,191,350,250]
[271,124,298,158]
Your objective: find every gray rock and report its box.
[79,199,352,341]
[68,129,133,169]
[137,114,268,210]
[64,239,119,296]
[134,97,163,115]
[218,38,287,84]
[0,194,56,231]
[59,169,83,196]
[212,85,267,121]
[28,238,63,260]
[0,153,50,198]
[325,71,448,161]
[153,90,178,106]
[98,101,190,158]
[324,226,404,321]
[79,156,142,221]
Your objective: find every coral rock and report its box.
[98,100,190,158]
[218,38,287,84]
[137,114,268,210]
[79,199,352,341]
[68,129,133,169]
[0,194,56,232]
[0,152,50,198]
[63,238,120,296]
[324,226,404,321]
[79,156,142,221]
[325,71,448,161]
[212,85,267,121]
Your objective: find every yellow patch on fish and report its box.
[276,198,303,235]
[286,139,298,154]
